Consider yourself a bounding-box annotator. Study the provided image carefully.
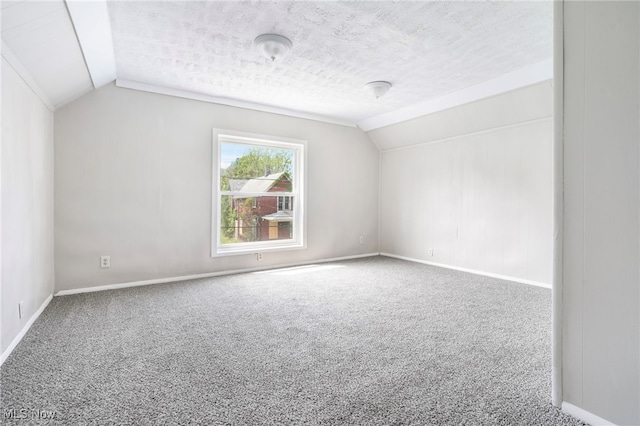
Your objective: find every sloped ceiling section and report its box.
[1,0,93,108]
[368,81,553,151]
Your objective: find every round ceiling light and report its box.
[254,34,293,62]
[364,81,392,99]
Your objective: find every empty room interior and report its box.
[1,1,638,425]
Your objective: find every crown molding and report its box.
[115,79,358,128]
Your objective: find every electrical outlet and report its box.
[359,236,364,244]
[256,253,263,261]
[428,249,434,256]
[100,256,111,268]
[18,302,23,319]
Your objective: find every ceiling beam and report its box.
[66,0,116,89]
[357,58,553,132]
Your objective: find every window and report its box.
[277,196,292,212]
[212,129,306,256]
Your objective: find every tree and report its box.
[225,147,292,181]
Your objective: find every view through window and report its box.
[212,130,306,256]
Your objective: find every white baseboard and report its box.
[379,253,551,289]
[0,294,53,367]
[54,252,381,296]
[562,402,616,426]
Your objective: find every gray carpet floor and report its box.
[1,256,585,425]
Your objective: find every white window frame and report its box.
[212,128,307,257]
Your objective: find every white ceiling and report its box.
[1,0,93,108]
[1,0,553,129]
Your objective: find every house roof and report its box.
[237,172,288,194]
[261,211,293,223]
[228,179,249,192]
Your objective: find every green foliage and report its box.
[220,196,235,240]
[225,147,292,180]
[220,234,237,245]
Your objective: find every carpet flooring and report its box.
[1,256,585,425]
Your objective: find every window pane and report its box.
[213,129,305,257]
[220,195,294,245]
[220,142,294,192]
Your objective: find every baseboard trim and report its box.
[379,253,551,289]
[0,294,53,367]
[54,253,381,296]
[562,402,616,426]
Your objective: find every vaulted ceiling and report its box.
[1,0,553,130]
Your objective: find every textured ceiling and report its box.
[108,1,552,123]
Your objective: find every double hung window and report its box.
[212,129,306,256]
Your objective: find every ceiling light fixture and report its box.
[364,81,392,99]
[254,34,293,62]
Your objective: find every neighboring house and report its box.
[230,172,293,242]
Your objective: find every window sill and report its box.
[212,240,306,257]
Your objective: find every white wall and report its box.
[369,82,553,151]
[1,57,55,355]
[378,83,553,285]
[562,2,639,424]
[53,83,379,292]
